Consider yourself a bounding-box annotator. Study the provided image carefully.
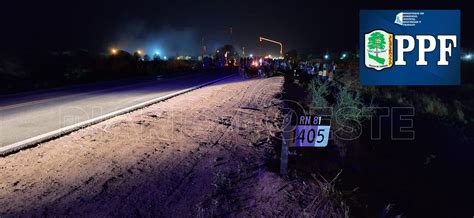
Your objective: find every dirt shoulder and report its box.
[0,75,342,217]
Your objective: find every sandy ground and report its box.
[0,75,343,217]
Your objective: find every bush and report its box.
[0,51,207,94]
[454,100,465,122]
[420,95,448,118]
[307,78,329,108]
[64,66,90,81]
[307,78,374,145]
[0,56,31,79]
[334,84,374,133]
[165,60,193,72]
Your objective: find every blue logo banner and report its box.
[360,10,460,85]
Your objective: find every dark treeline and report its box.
[0,50,203,94]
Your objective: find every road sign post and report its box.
[280,114,292,176]
[280,114,331,176]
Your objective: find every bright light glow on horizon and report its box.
[463,53,472,61]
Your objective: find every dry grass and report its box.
[286,170,351,218]
[420,95,449,118]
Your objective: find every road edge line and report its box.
[0,74,236,157]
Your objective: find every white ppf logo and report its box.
[364,29,457,71]
[364,30,393,71]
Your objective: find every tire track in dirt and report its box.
[40,80,250,216]
[0,76,291,217]
[156,77,261,213]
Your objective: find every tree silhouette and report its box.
[133,52,142,61]
[367,32,386,57]
[285,49,298,61]
[219,44,237,58]
[153,53,161,61]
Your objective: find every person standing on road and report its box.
[329,62,336,81]
[321,63,328,82]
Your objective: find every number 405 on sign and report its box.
[289,115,330,147]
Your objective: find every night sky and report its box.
[1,0,472,55]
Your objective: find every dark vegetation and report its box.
[279,61,474,217]
[0,50,204,94]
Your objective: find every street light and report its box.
[341,53,347,59]
[111,48,118,55]
[324,54,329,60]
[259,36,283,56]
[136,50,143,56]
[463,53,472,61]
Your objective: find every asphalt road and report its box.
[0,71,234,147]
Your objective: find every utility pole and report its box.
[201,37,205,58]
[229,27,233,46]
